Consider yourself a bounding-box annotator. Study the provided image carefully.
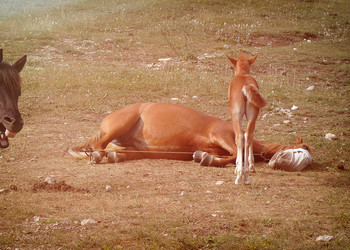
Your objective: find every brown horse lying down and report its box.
[67,103,310,167]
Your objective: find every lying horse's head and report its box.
[0,49,27,148]
[296,136,311,153]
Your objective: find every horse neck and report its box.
[235,68,250,76]
[255,141,297,159]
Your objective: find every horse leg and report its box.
[90,103,144,164]
[91,135,113,163]
[235,132,244,184]
[244,105,259,183]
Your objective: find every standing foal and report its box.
[227,53,266,185]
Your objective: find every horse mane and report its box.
[0,62,22,96]
[254,140,300,160]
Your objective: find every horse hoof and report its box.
[193,150,205,163]
[91,152,102,164]
[107,152,118,163]
[249,164,256,173]
[200,153,213,166]
[235,175,243,185]
[244,176,251,185]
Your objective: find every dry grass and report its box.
[0,0,349,249]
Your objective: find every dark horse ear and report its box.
[13,55,27,73]
[0,49,3,62]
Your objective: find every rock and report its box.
[105,38,114,43]
[325,133,337,140]
[171,98,179,101]
[158,58,172,62]
[44,176,56,184]
[316,235,334,242]
[33,216,48,222]
[306,86,315,91]
[215,181,224,185]
[291,105,298,111]
[81,219,97,226]
[105,185,113,192]
[283,120,291,124]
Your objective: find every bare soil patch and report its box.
[32,180,89,193]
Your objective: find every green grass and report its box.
[0,0,349,249]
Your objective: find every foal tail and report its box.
[66,132,101,159]
[242,83,267,109]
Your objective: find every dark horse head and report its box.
[0,49,27,148]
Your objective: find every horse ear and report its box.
[296,136,303,144]
[0,49,3,62]
[248,55,258,65]
[227,56,237,66]
[13,55,27,73]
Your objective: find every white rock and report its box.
[306,86,315,91]
[44,176,56,184]
[283,120,291,124]
[33,216,48,222]
[105,185,113,192]
[215,181,224,185]
[316,235,334,242]
[158,58,172,62]
[180,191,185,196]
[81,219,97,226]
[325,133,337,140]
[171,98,179,101]
[291,105,299,111]
[192,95,198,99]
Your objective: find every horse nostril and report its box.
[3,116,15,124]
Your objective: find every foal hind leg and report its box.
[244,106,259,183]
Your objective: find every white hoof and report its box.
[193,150,206,163]
[235,175,243,185]
[91,152,102,164]
[244,175,251,185]
[249,164,256,173]
[107,151,118,163]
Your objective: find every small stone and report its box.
[215,181,224,185]
[316,235,334,242]
[45,176,56,184]
[81,219,97,226]
[158,58,172,62]
[283,120,291,124]
[105,185,113,192]
[325,133,337,140]
[291,105,298,111]
[306,86,315,91]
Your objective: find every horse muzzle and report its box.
[1,115,24,136]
